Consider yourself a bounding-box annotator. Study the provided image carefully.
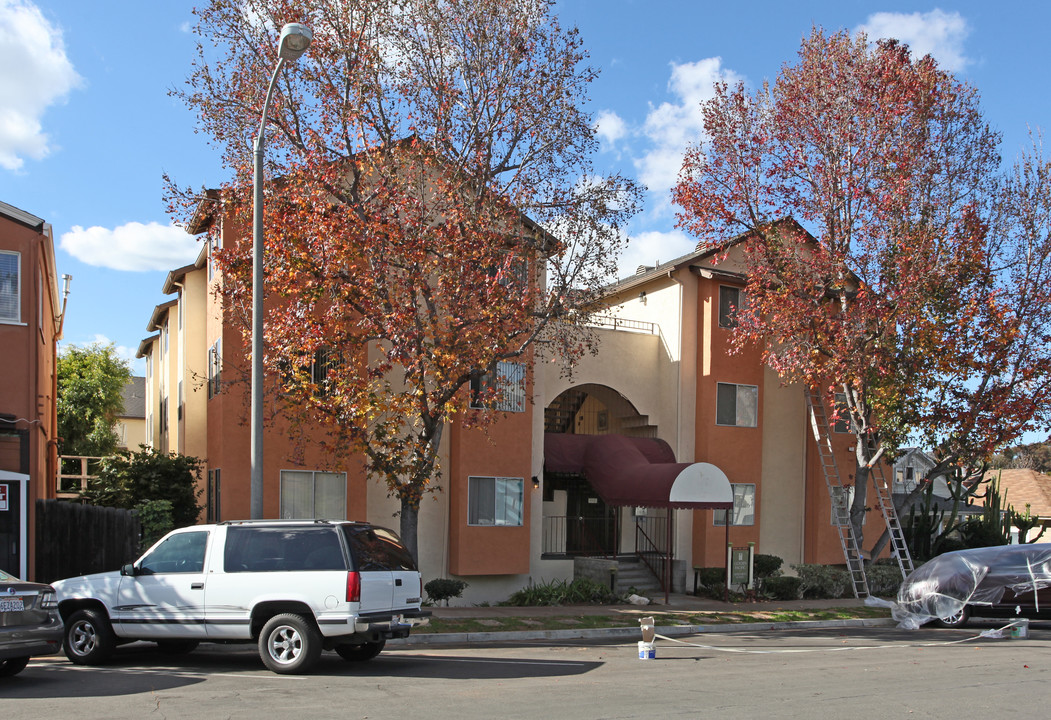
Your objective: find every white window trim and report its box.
[716,382,758,428]
[279,469,347,520]
[713,483,756,526]
[0,250,22,324]
[470,361,525,413]
[718,285,745,329]
[467,476,524,527]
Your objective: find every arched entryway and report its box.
[542,385,733,597]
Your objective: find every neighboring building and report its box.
[132,204,876,604]
[0,200,65,580]
[115,376,147,451]
[984,468,1051,543]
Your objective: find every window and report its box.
[830,486,856,526]
[833,392,850,433]
[341,525,417,571]
[716,383,758,427]
[0,251,20,323]
[138,531,209,574]
[280,470,347,520]
[159,396,169,433]
[207,339,222,398]
[468,476,524,526]
[718,286,744,329]
[311,346,343,396]
[713,484,756,526]
[207,468,221,523]
[470,361,525,412]
[224,526,346,573]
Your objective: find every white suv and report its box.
[52,520,429,674]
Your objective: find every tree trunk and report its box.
[399,497,420,566]
[851,462,870,558]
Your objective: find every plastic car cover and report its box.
[866,544,1051,629]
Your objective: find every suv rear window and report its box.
[224,526,347,572]
[341,526,417,571]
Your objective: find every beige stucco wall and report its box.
[758,366,807,565]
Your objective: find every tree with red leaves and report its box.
[168,0,640,558]
[674,28,1051,556]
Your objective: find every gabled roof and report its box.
[985,469,1051,519]
[0,199,44,230]
[119,376,146,419]
[146,300,178,332]
[136,334,159,359]
[602,218,808,298]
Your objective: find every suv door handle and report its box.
[191,583,204,590]
[395,579,402,586]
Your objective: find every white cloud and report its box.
[856,9,970,72]
[60,221,201,272]
[595,109,627,147]
[637,58,744,199]
[0,0,81,170]
[618,229,695,279]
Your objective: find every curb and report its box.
[391,617,897,647]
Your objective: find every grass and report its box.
[415,605,891,635]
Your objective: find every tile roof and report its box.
[984,469,1051,518]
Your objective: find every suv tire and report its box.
[336,637,386,662]
[258,613,322,674]
[64,608,116,665]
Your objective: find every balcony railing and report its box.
[56,455,103,499]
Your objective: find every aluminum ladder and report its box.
[805,388,870,598]
[869,457,915,578]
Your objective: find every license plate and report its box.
[0,598,24,612]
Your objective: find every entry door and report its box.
[0,479,23,576]
[115,530,210,638]
[567,489,616,555]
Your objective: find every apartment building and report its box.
[134,204,860,603]
[0,200,64,579]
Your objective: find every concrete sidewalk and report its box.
[395,594,895,646]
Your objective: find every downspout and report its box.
[50,272,71,500]
[668,268,684,596]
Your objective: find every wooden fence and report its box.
[35,499,141,583]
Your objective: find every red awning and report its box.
[544,433,733,509]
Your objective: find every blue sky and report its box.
[2,0,1049,381]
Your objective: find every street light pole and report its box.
[251,22,312,519]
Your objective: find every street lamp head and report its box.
[278,23,312,61]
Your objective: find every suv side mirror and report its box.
[120,563,137,577]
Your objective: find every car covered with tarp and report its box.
[878,543,1051,629]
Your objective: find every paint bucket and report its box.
[638,641,656,660]
[1010,619,1030,639]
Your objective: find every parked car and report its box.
[52,520,430,674]
[0,568,64,677]
[895,543,1051,628]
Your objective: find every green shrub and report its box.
[136,499,174,550]
[424,578,469,606]
[865,562,904,597]
[753,554,783,579]
[694,567,726,598]
[791,563,851,599]
[502,577,620,606]
[763,576,803,600]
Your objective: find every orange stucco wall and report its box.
[447,390,533,576]
[691,277,767,566]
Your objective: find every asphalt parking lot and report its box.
[5,619,1047,719]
